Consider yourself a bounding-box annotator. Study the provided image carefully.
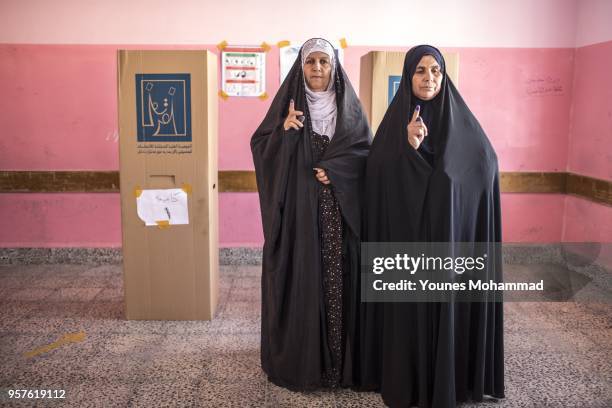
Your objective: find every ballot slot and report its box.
[148,174,176,189]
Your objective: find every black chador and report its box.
[359,45,505,407]
[251,38,371,390]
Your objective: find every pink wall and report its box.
[0,45,576,172]
[566,41,612,180]
[563,196,612,242]
[563,195,612,269]
[0,193,265,248]
[0,193,122,247]
[345,46,575,172]
[0,43,609,247]
[218,194,264,247]
[501,194,566,242]
[0,45,118,170]
[562,40,612,249]
[0,44,277,172]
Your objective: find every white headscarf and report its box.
[301,38,337,138]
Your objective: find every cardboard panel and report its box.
[118,50,218,320]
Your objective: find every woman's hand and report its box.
[313,168,330,185]
[407,105,428,149]
[283,99,304,131]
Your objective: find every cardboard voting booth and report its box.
[359,51,459,133]
[118,50,219,320]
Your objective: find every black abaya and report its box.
[360,45,505,407]
[251,39,371,390]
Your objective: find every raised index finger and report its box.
[411,104,421,123]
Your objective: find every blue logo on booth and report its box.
[388,75,401,106]
[135,74,191,142]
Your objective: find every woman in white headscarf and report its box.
[251,38,371,390]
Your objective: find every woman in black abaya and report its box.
[360,45,505,407]
[251,38,371,390]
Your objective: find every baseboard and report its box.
[1,244,608,268]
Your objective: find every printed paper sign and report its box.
[279,45,302,84]
[136,189,189,226]
[222,46,266,97]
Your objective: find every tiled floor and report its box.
[0,263,611,407]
